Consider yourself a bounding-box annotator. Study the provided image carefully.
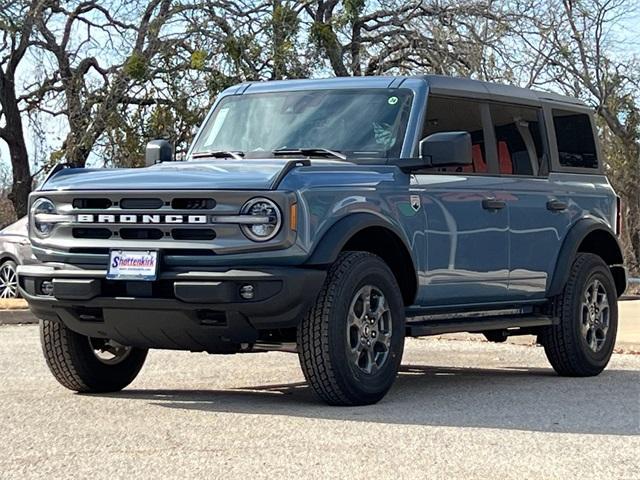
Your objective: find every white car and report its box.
[0,217,34,298]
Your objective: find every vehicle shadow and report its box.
[98,364,640,436]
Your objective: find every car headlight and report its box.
[32,198,57,237]
[240,198,282,242]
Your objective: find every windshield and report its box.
[190,88,413,160]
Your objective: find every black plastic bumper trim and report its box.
[406,314,557,337]
[18,266,326,351]
[53,278,100,300]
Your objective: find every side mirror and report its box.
[145,139,173,166]
[419,131,472,167]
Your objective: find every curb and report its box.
[0,309,37,325]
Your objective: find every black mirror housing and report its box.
[145,139,173,166]
[419,131,472,167]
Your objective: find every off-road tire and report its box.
[483,331,507,343]
[297,251,405,406]
[40,319,147,392]
[540,253,618,377]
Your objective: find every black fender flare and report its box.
[305,212,412,265]
[548,218,625,297]
[305,212,419,304]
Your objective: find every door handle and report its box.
[547,199,567,211]
[482,198,506,210]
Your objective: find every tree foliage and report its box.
[0,0,43,217]
[0,0,638,271]
[510,0,640,270]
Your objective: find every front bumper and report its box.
[18,264,325,352]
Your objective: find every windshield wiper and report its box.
[191,150,244,160]
[272,147,347,160]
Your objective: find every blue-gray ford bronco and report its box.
[19,75,627,405]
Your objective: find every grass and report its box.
[0,298,28,310]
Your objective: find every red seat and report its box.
[463,144,486,173]
[498,141,512,174]
[462,143,510,174]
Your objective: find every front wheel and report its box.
[297,252,405,406]
[40,319,147,393]
[0,260,19,298]
[540,253,618,376]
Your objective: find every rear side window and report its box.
[552,110,598,169]
[422,97,488,173]
[490,104,545,176]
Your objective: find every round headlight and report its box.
[32,198,56,237]
[240,198,282,242]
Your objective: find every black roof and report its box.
[421,74,587,108]
[235,74,589,110]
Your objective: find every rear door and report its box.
[412,96,510,306]
[485,102,573,300]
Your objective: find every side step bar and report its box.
[406,314,558,337]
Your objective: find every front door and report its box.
[413,96,509,306]
[413,175,510,306]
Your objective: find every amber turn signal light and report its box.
[290,203,298,231]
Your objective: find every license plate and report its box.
[107,250,158,281]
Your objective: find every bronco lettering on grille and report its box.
[76,214,208,224]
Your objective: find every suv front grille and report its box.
[119,228,164,240]
[69,247,110,255]
[73,228,112,239]
[72,198,112,209]
[171,228,216,240]
[64,194,222,243]
[31,190,291,264]
[120,198,164,209]
[171,198,216,210]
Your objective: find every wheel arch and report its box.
[0,253,19,266]
[305,213,418,305]
[548,219,627,298]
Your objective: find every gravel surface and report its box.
[1,324,638,480]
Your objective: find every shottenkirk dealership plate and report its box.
[107,250,158,281]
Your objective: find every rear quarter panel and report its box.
[506,172,617,299]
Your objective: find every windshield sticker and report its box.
[388,96,398,105]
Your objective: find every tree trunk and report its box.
[62,128,93,167]
[0,71,32,217]
[8,144,32,218]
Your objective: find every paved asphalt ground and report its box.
[1,324,638,479]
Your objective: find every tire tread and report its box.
[40,319,147,392]
[41,319,88,391]
[297,251,403,405]
[541,253,616,377]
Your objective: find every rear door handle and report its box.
[482,198,506,210]
[547,199,568,211]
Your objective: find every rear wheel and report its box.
[40,319,147,392]
[540,253,618,376]
[297,252,405,406]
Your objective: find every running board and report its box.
[405,314,557,337]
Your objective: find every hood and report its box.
[0,216,28,237]
[40,159,332,191]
